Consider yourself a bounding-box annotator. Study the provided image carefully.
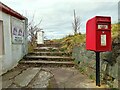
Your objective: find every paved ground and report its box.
[1,64,106,89]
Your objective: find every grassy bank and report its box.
[53,33,85,53]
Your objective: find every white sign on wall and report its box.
[12,18,24,44]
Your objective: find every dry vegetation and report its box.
[53,33,85,53]
[112,23,120,38]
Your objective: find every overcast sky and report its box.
[0,0,119,39]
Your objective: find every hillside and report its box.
[53,34,85,53]
[53,23,119,53]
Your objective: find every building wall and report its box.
[0,11,28,75]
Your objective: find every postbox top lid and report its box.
[95,16,111,18]
[88,16,111,22]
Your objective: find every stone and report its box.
[117,50,120,54]
[116,56,120,62]
[101,52,112,61]
[110,63,118,79]
[14,68,40,87]
[113,37,120,44]
[101,60,108,72]
[113,79,118,88]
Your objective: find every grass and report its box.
[53,33,85,53]
[28,42,37,53]
[89,74,95,80]
[112,23,120,38]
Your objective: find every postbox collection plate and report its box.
[101,34,106,46]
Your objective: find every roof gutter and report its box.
[0,2,25,20]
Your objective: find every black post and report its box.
[96,52,100,86]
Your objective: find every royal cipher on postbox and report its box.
[86,16,112,52]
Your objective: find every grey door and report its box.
[0,21,4,55]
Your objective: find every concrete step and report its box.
[37,44,61,48]
[19,60,75,67]
[23,55,74,61]
[27,52,71,56]
[34,47,59,52]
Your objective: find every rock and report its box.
[117,50,120,54]
[113,36,120,44]
[109,63,118,79]
[113,79,118,88]
[116,56,120,62]
[101,60,108,72]
[101,52,112,60]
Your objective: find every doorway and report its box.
[0,20,4,55]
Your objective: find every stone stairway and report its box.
[19,42,75,67]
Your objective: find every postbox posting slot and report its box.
[97,23,111,31]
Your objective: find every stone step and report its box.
[23,55,74,61]
[44,40,58,44]
[34,47,59,52]
[19,60,74,67]
[27,52,70,56]
[37,44,61,48]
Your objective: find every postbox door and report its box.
[96,30,111,51]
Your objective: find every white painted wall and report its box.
[37,31,44,44]
[0,11,28,75]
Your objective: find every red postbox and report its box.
[86,16,112,52]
